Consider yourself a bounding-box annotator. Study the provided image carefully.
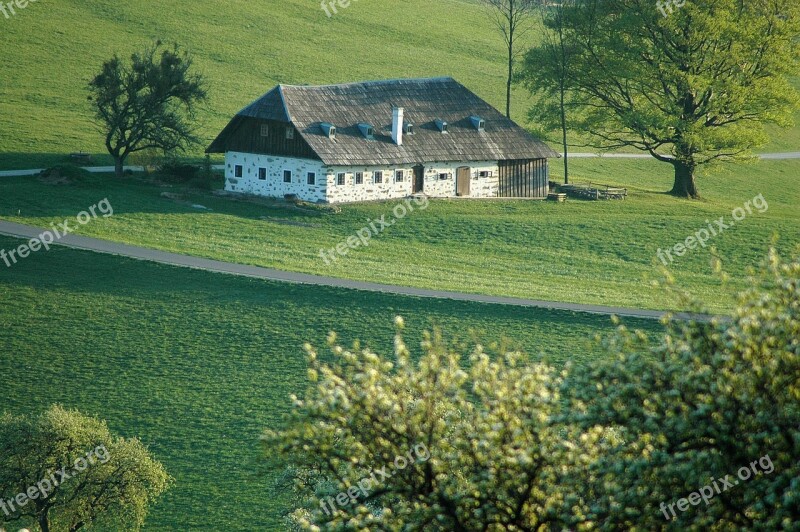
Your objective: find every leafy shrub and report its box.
[0,405,171,530]
[158,160,200,182]
[39,164,101,186]
[128,148,165,175]
[267,250,799,530]
[562,250,800,529]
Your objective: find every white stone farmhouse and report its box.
[207,77,559,203]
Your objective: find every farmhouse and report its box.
[207,77,559,203]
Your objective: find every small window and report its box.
[286,127,295,140]
[234,165,243,178]
[395,170,404,182]
[321,123,336,139]
[438,172,449,181]
[258,167,267,180]
[337,173,346,186]
[358,123,375,139]
[478,170,493,178]
[260,124,269,137]
[355,172,364,185]
[307,172,316,185]
[374,171,383,184]
[283,170,292,183]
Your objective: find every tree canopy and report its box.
[521,0,800,198]
[0,405,171,531]
[266,251,799,529]
[88,41,207,177]
[479,0,541,118]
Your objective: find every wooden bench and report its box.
[559,183,627,200]
[70,152,92,163]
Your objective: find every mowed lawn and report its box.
[0,235,657,530]
[1,158,798,313]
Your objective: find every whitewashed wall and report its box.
[224,152,500,203]
[224,152,328,203]
[325,164,412,203]
[421,161,499,198]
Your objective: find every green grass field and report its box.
[0,0,541,170]
[1,158,797,313]
[0,0,798,171]
[0,234,658,530]
[1,0,798,529]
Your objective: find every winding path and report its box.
[0,220,712,322]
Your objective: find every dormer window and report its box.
[320,122,336,139]
[403,122,414,135]
[435,119,448,133]
[470,115,486,131]
[358,123,375,140]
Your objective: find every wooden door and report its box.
[456,166,470,197]
[413,165,424,193]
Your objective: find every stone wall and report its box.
[224,152,328,203]
[224,152,500,203]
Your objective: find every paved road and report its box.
[0,220,713,322]
[566,152,800,159]
[758,152,800,159]
[0,165,225,178]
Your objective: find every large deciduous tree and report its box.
[267,250,799,529]
[480,0,540,118]
[89,41,207,177]
[519,0,576,183]
[562,250,800,528]
[521,0,800,198]
[0,405,171,531]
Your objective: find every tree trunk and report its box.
[506,42,513,118]
[114,156,124,178]
[670,161,699,198]
[560,83,568,184]
[39,512,50,532]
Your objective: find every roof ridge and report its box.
[279,77,456,90]
[277,85,292,122]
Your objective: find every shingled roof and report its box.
[208,77,559,165]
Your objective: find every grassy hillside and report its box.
[0,0,797,171]
[0,0,542,169]
[0,234,657,530]
[1,158,797,313]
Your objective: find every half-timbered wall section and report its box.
[212,118,318,160]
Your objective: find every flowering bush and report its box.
[266,250,799,530]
